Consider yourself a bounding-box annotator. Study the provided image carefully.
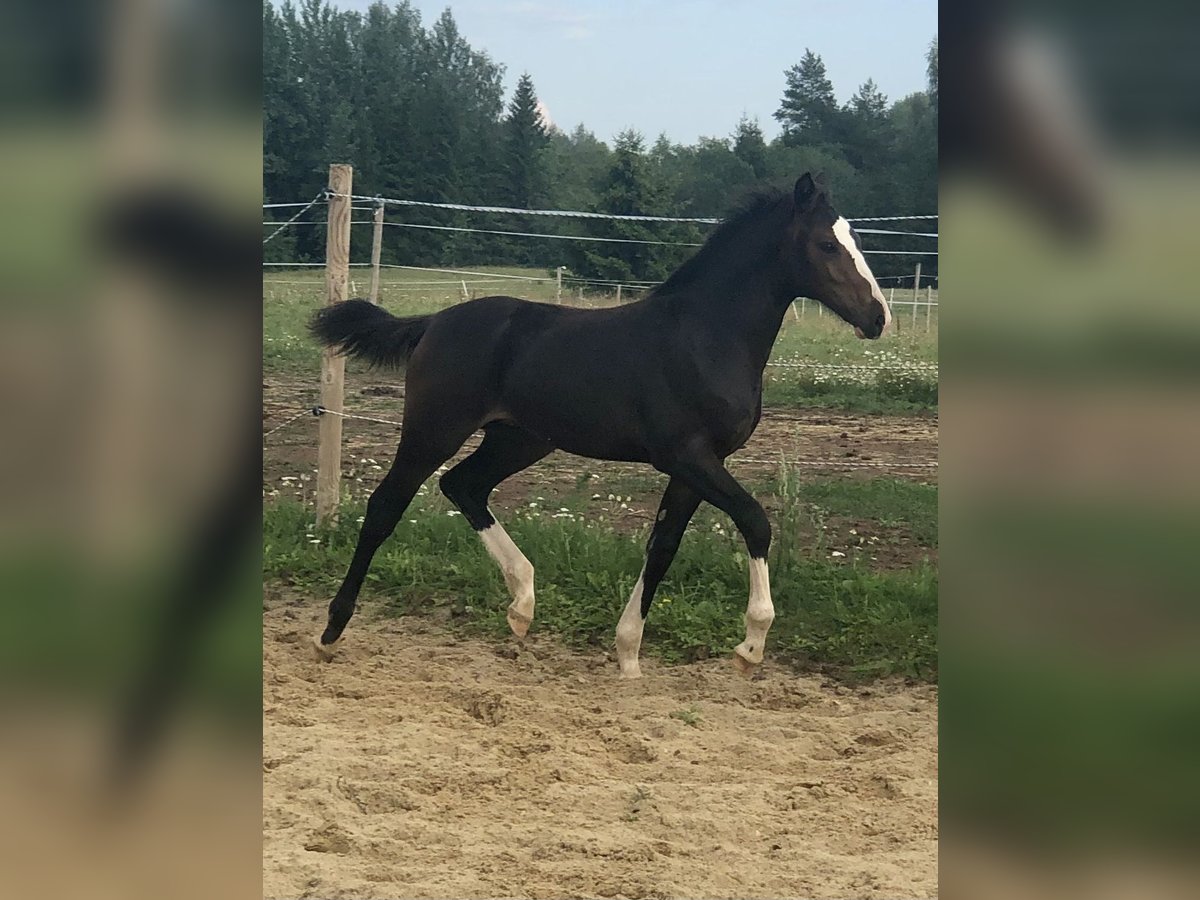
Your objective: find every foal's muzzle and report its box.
[854,312,887,340]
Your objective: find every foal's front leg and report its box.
[668,452,776,674]
[735,555,774,674]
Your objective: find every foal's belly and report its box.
[500,346,659,462]
[544,433,654,465]
[502,401,655,464]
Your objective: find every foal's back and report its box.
[405,294,673,461]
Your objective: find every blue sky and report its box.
[330,0,937,145]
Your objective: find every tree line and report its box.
[264,0,937,285]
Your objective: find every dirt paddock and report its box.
[263,373,940,503]
[263,591,938,899]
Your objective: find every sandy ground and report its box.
[263,591,938,899]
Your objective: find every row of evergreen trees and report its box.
[264,1,937,284]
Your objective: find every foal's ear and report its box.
[794,173,819,211]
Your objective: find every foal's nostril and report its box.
[874,314,886,333]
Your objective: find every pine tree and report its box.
[650,132,675,165]
[850,79,889,122]
[649,132,679,210]
[774,50,838,146]
[842,79,892,170]
[592,130,663,223]
[732,115,768,179]
[498,73,550,264]
[504,73,551,208]
[544,125,612,211]
[885,91,937,279]
[569,130,680,284]
[926,37,938,113]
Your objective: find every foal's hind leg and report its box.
[615,478,702,677]
[439,423,553,638]
[314,428,472,661]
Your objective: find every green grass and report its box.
[264,269,938,414]
[788,475,938,546]
[263,470,937,681]
[762,376,938,414]
[765,306,938,412]
[670,705,703,727]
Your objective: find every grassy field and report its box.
[263,463,937,681]
[263,267,938,414]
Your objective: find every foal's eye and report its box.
[819,241,838,254]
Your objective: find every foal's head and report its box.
[784,173,892,339]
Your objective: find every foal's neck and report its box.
[713,272,794,372]
[650,198,798,372]
[660,264,794,373]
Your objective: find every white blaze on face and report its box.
[833,217,892,329]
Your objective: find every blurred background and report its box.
[0,1,261,898]
[941,1,1200,897]
[2,0,1199,897]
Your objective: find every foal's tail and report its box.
[309,298,432,368]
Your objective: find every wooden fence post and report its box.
[616,284,622,304]
[368,199,384,304]
[911,262,921,329]
[926,284,933,332]
[316,163,352,525]
[556,266,563,303]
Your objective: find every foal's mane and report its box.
[650,187,797,298]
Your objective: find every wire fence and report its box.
[260,190,939,308]
[262,190,938,293]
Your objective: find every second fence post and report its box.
[911,262,921,329]
[317,163,352,525]
[368,198,384,304]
